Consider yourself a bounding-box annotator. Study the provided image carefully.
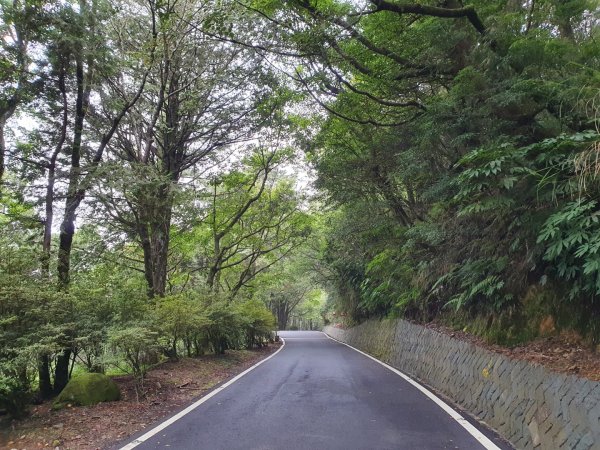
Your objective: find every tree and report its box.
[93,0,284,297]
[5,0,160,395]
[0,0,44,186]
[202,149,311,296]
[56,0,157,292]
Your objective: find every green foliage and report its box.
[154,294,210,358]
[204,300,244,354]
[236,300,276,348]
[108,327,161,382]
[298,0,600,344]
[292,289,327,329]
[0,221,69,416]
[0,0,302,416]
[538,200,600,298]
[360,249,417,317]
[0,370,30,419]
[432,258,512,312]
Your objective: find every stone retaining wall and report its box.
[324,320,600,450]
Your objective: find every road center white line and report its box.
[323,332,502,450]
[119,338,287,450]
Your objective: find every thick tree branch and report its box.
[368,1,486,34]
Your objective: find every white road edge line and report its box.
[119,337,287,450]
[323,332,501,450]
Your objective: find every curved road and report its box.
[121,331,511,450]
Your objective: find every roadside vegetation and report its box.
[3,347,279,449]
[0,0,324,420]
[257,0,599,347]
[1,0,599,427]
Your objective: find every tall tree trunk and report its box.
[38,355,53,399]
[38,57,69,400]
[58,187,85,287]
[208,182,220,291]
[271,300,290,330]
[138,183,174,298]
[42,65,68,277]
[53,349,71,394]
[0,107,19,187]
[137,64,181,298]
[149,214,171,298]
[278,308,289,331]
[138,222,156,297]
[207,237,221,292]
[54,21,91,394]
[58,46,89,288]
[0,106,19,186]
[39,166,56,388]
[0,121,6,184]
[42,166,56,277]
[207,265,219,292]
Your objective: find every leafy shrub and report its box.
[204,301,244,354]
[154,294,210,358]
[108,327,161,383]
[236,300,276,348]
[432,258,513,312]
[538,199,600,297]
[0,372,30,419]
[0,230,78,403]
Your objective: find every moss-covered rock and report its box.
[54,373,120,408]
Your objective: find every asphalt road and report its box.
[122,331,512,450]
